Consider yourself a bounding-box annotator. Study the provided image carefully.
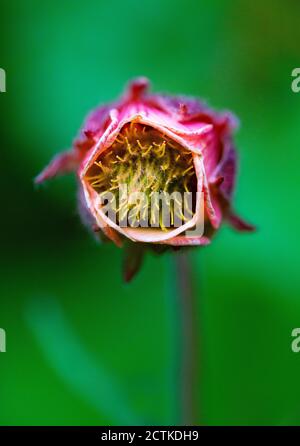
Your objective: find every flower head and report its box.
[36,77,254,280]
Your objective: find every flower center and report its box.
[85,123,197,230]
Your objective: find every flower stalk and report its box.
[175,252,199,425]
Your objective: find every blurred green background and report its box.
[0,0,300,426]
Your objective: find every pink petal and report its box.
[35,150,79,184]
[228,212,256,232]
[158,235,211,246]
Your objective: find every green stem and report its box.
[175,252,199,425]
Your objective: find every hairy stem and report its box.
[175,252,199,425]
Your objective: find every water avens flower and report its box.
[36,77,254,280]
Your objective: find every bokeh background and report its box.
[0,0,300,426]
